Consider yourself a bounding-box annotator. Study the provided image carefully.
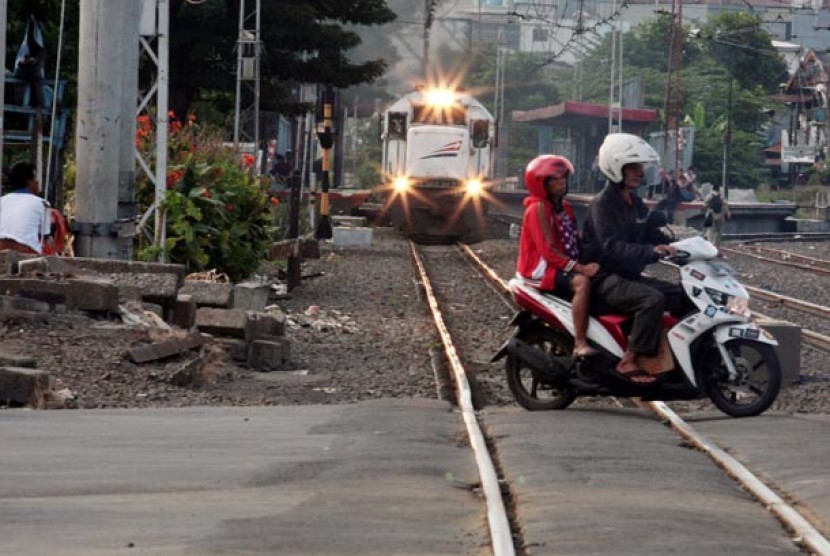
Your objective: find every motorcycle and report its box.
[493,235,782,417]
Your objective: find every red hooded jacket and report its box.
[516,180,579,291]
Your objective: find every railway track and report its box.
[410,240,830,555]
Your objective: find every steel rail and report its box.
[722,246,830,277]
[409,242,515,556]
[646,401,830,554]
[460,244,830,553]
[743,244,830,270]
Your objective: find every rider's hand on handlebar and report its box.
[576,262,600,277]
[653,244,676,258]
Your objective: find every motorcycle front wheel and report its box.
[706,339,782,417]
[505,327,577,411]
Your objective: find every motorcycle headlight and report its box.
[704,287,750,317]
[726,296,751,318]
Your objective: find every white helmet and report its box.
[598,133,660,183]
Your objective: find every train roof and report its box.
[385,89,494,119]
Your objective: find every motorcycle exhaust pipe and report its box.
[508,337,571,382]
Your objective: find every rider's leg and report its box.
[570,274,595,354]
[593,275,664,380]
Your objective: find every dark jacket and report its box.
[581,183,670,279]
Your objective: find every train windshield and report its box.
[412,103,467,126]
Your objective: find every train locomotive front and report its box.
[380,87,496,244]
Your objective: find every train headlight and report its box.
[424,88,455,108]
[393,176,409,192]
[466,178,483,196]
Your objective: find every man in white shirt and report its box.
[0,162,50,254]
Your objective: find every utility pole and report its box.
[662,0,683,178]
[424,0,436,77]
[118,0,140,260]
[75,0,139,259]
[721,77,733,200]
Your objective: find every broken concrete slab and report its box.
[0,277,119,312]
[17,256,185,306]
[126,331,207,364]
[179,281,234,308]
[0,366,52,408]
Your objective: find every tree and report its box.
[558,12,785,188]
[700,12,788,93]
[167,0,396,120]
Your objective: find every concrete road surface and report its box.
[0,400,485,555]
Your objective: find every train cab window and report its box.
[412,103,468,126]
[471,119,489,148]
[387,112,407,140]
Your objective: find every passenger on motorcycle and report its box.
[516,154,601,358]
[580,133,686,385]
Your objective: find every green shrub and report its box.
[136,114,273,282]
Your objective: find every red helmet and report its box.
[524,155,575,193]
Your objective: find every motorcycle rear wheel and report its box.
[706,339,782,417]
[506,327,577,411]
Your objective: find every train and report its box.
[380,86,496,244]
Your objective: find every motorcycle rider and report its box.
[517,154,600,358]
[580,133,684,385]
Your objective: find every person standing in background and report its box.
[703,184,730,248]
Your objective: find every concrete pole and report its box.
[118,0,140,260]
[75,0,125,258]
[0,0,6,177]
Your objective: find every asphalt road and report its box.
[1,402,827,555]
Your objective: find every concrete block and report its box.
[332,215,367,228]
[195,307,248,338]
[245,311,286,342]
[233,281,270,311]
[247,338,290,371]
[170,294,197,329]
[756,318,801,385]
[180,281,234,308]
[332,226,373,247]
[0,366,52,408]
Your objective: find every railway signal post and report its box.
[315,85,335,240]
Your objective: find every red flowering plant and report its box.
[135,112,272,281]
